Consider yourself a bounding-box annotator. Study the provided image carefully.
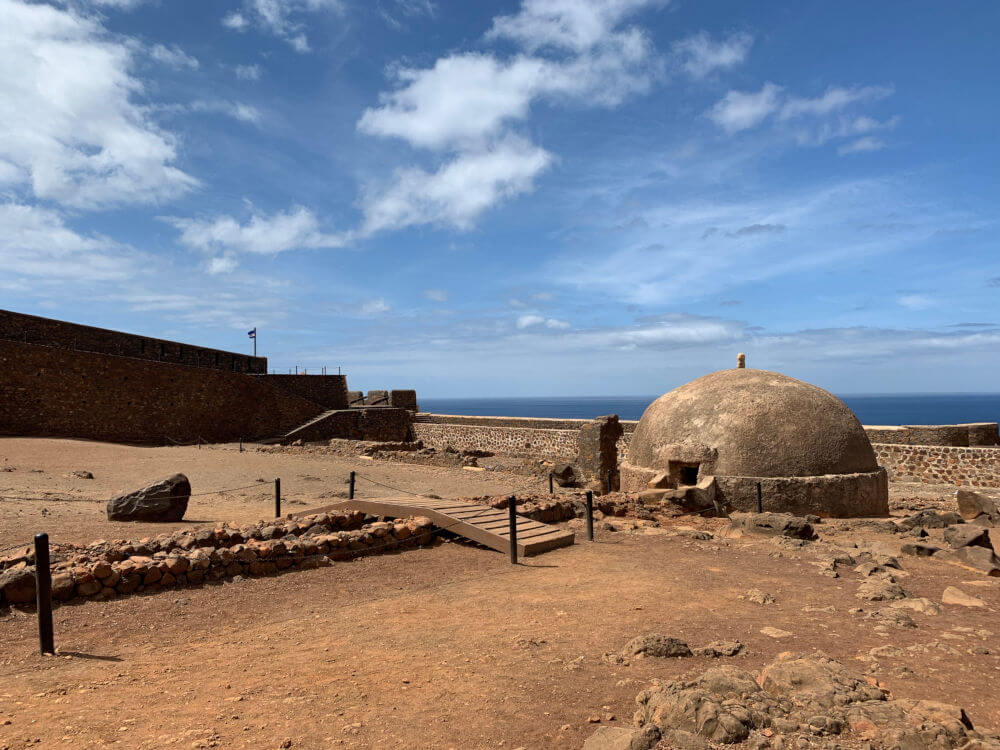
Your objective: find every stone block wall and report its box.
[863,423,1000,447]
[264,374,348,409]
[282,408,412,444]
[0,339,324,444]
[412,422,580,459]
[0,308,265,374]
[873,443,1000,488]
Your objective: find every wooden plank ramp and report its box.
[293,496,574,557]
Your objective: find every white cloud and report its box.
[86,0,151,8]
[485,0,653,52]
[838,136,886,155]
[360,298,389,315]
[708,82,897,150]
[148,43,199,70]
[358,0,663,234]
[898,294,935,310]
[708,83,782,133]
[361,136,553,234]
[207,254,239,275]
[673,31,752,78]
[189,100,262,123]
[166,206,347,256]
[516,314,570,330]
[779,85,892,120]
[423,289,448,302]
[0,202,137,281]
[0,0,197,208]
[221,0,345,52]
[235,63,262,80]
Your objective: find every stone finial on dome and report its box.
[737,353,746,369]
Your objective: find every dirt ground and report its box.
[1,438,999,749]
[0,438,547,551]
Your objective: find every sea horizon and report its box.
[419,393,1000,425]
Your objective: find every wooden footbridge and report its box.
[295,496,575,557]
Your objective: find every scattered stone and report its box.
[551,463,578,487]
[889,597,943,616]
[68,470,94,479]
[942,586,986,608]
[760,627,792,639]
[856,579,906,601]
[870,608,917,628]
[729,512,817,541]
[901,542,941,557]
[107,474,191,522]
[956,489,1000,525]
[0,566,36,604]
[740,588,776,605]
[898,510,964,530]
[693,641,744,658]
[943,525,992,550]
[622,634,692,659]
[582,725,660,750]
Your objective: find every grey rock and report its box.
[730,512,817,540]
[898,510,963,530]
[901,542,941,557]
[106,474,190,522]
[943,525,992,550]
[623,634,693,659]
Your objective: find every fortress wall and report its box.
[0,339,323,444]
[873,443,1000,488]
[264,374,349,409]
[0,309,266,374]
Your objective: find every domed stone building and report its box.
[622,366,888,517]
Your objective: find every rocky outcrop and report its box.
[626,652,1000,748]
[107,474,191,522]
[957,489,1000,525]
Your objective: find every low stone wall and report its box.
[412,422,579,459]
[0,511,437,606]
[412,414,636,461]
[873,443,1000,488]
[863,422,999,447]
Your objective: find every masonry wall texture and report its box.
[0,339,323,444]
[0,308,266,374]
[874,443,1000,488]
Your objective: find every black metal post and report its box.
[239,437,243,453]
[348,471,356,500]
[34,533,54,655]
[756,481,763,513]
[274,478,281,518]
[606,469,614,494]
[507,495,518,565]
[197,437,201,450]
[549,472,554,494]
[585,490,594,542]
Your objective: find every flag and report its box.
[248,328,256,339]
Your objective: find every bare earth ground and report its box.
[1,438,999,750]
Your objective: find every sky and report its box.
[2,0,998,397]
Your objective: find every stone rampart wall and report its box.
[0,308,266,374]
[412,422,579,459]
[264,374,348,409]
[0,339,324,444]
[873,443,1000,488]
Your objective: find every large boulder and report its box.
[107,474,190,522]
[956,489,1000,525]
[0,566,36,604]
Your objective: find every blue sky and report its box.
[2,0,998,397]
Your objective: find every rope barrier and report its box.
[352,473,421,497]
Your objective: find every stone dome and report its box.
[621,368,888,517]
[628,368,878,479]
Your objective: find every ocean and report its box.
[419,394,1000,425]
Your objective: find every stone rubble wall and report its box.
[0,511,437,606]
[874,443,1000,488]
